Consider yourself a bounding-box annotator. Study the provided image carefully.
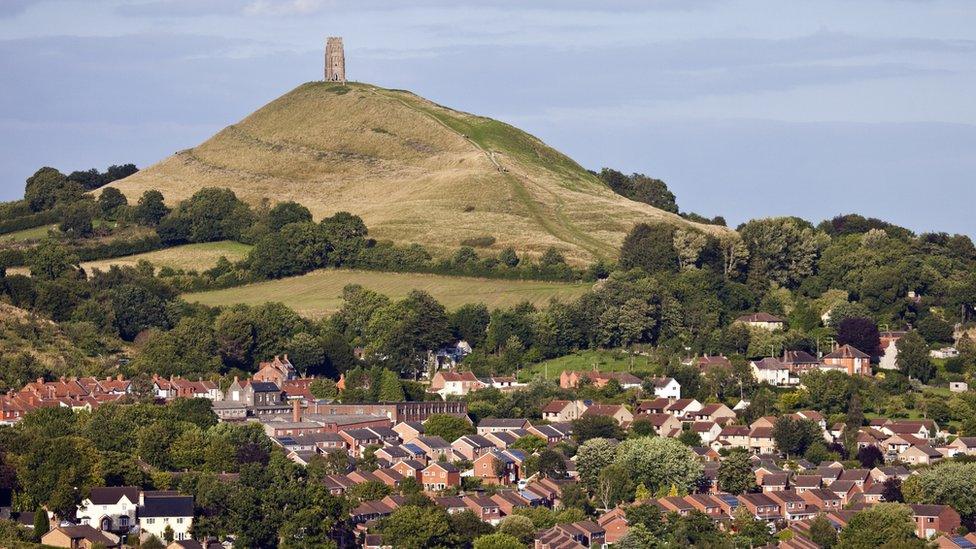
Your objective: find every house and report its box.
[481,376,524,392]
[944,437,976,457]
[541,400,588,422]
[759,473,789,493]
[253,355,298,385]
[691,421,723,444]
[536,521,606,549]
[645,377,682,399]
[870,466,911,484]
[473,449,524,485]
[634,413,682,438]
[717,425,751,450]
[792,475,822,494]
[528,423,573,445]
[696,355,732,371]
[452,435,496,461]
[598,507,631,544]
[691,403,737,425]
[666,398,704,419]
[408,436,453,461]
[735,312,786,331]
[77,486,140,534]
[581,404,633,426]
[392,421,425,442]
[166,540,223,549]
[559,370,643,390]
[428,371,484,398]
[910,504,961,539]
[767,490,816,521]
[950,381,969,393]
[463,495,503,524]
[749,426,776,455]
[421,462,460,491]
[636,398,671,415]
[800,488,842,512]
[138,492,194,542]
[898,444,943,465]
[937,533,976,548]
[878,331,907,370]
[41,525,121,548]
[483,429,527,449]
[686,494,729,520]
[390,459,425,482]
[476,418,531,435]
[339,428,386,458]
[751,357,797,387]
[821,345,872,376]
[738,493,782,521]
[930,347,959,359]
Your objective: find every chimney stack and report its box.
[292,399,302,423]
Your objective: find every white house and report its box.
[930,347,959,359]
[750,358,797,387]
[138,492,194,542]
[77,486,140,534]
[647,377,682,399]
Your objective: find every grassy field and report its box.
[6,241,251,276]
[184,268,591,318]
[0,224,55,242]
[107,81,725,264]
[518,348,661,382]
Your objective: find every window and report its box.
[146,518,155,524]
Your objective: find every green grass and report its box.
[184,268,591,318]
[0,224,55,242]
[519,348,659,382]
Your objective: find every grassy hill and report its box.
[184,268,591,318]
[107,81,724,264]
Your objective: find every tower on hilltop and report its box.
[325,37,346,83]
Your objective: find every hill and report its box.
[184,268,590,318]
[107,82,724,264]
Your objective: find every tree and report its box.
[677,429,702,447]
[572,415,623,443]
[717,449,756,494]
[808,514,837,549]
[28,241,79,281]
[881,478,903,503]
[856,445,883,469]
[619,223,678,273]
[498,247,519,268]
[616,523,660,549]
[772,416,822,457]
[449,303,490,347]
[509,434,546,454]
[537,449,568,479]
[497,515,535,544]
[377,369,406,402]
[59,201,95,238]
[423,414,474,443]
[836,503,923,549]
[141,536,165,549]
[97,187,127,217]
[25,167,81,211]
[732,506,773,547]
[613,437,703,494]
[598,168,678,213]
[473,533,523,549]
[595,464,632,510]
[673,229,707,270]
[284,332,325,375]
[366,290,452,378]
[908,462,976,525]
[575,438,618,491]
[32,507,49,541]
[163,524,175,543]
[835,317,880,356]
[739,217,828,288]
[309,379,338,400]
[897,331,934,382]
[267,201,313,232]
[718,233,749,279]
[133,190,169,226]
[380,505,452,548]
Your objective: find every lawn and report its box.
[5,241,252,276]
[184,268,591,318]
[0,224,55,242]
[518,348,660,382]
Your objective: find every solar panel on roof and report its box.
[951,537,976,549]
[718,494,740,508]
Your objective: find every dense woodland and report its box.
[2,165,976,547]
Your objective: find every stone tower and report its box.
[325,37,346,83]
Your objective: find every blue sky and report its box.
[1,0,974,235]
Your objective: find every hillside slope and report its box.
[108,82,724,263]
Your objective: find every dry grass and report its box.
[183,268,591,318]
[5,241,251,276]
[106,81,726,264]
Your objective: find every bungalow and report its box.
[735,312,786,331]
[696,355,733,371]
[41,525,121,549]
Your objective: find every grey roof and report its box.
[250,382,281,392]
[88,486,140,505]
[139,495,193,518]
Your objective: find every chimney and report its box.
[292,399,302,423]
[117,374,123,381]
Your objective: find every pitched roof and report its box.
[824,344,871,359]
[139,494,194,517]
[87,486,140,505]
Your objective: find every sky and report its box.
[1,0,974,235]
